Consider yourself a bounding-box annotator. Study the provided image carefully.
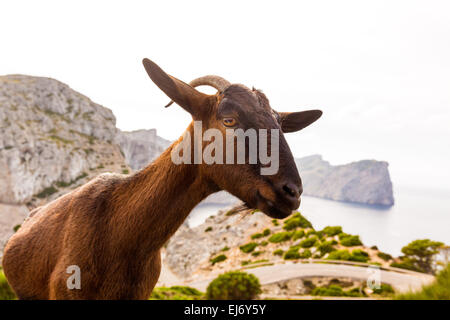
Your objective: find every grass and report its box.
[395,263,450,300]
[0,270,16,300]
[150,286,203,300]
[36,186,58,198]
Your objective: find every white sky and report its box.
[1,0,450,191]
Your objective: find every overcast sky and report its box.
[1,0,449,191]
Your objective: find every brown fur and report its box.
[2,59,322,299]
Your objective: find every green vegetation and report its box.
[210,254,227,265]
[206,271,261,300]
[283,212,312,230]
[150,286,203,300]
[221,246,230,252]
[36,186,58,198]
[204,226,213,232]
[327,249,369,263]
[391,239,444,274]
[396,263,450,300]
[122,169,129,174]
[240,242,258,253]
[299,236,317,248]
[373,283,395,297]
[251,251,263,257]
[49,135,73,145]
[317,240,337,256]
[377,251,393,261]
[251,229,270,239]
[339,234,363,247]
[0,270,16,300]
[273,249,284,256]
[291,230,305,241]
[271,219,279,226]
[260,241,268,246]
[322,226,343,236]
[13,224,21,233]
[311,284,364,297]
[268,231,292,243]
[55,172,88,188]
[241,259,269,266]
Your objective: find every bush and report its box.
[349,249,369,263]
[317,240,337,256]
[312,284,364,297]
[260,241,268,246]
[150,286,203,300]
[251,251,263,257]
[299,249,312,259]
[36,186,58,198]
[204,226,213,232]
[395,263,450,300]
[271,219,279,226]
[273,249,284,256]
[0,270,16,300]
[327,250,352,261]
[206,271,261,300]
[322,226,343,237]
[262,229,271,236]
[373,283,395,296]
[240,242,258,253]
[377,251,393,261]
[291,230,305,241]
[210,254,227,265]
[251,233,263,239]
[282,212,312,230]
[268,232,292,243]
[340,235,363,247]
[284,247,300,260]
[299,236,317,248]
[399,239,444,274]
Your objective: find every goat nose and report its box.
[282,183,302,199]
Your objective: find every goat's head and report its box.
[142,58,322,219]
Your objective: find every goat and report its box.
[2,59,322,299]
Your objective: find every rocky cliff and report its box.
[296,155,394,206]
[0,74,131,253]
[117,129,171,170]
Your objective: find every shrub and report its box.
[291,230,305,241]
[13,224,21,232]
[322,226,343,237]
[395,263,450,300]
[373,283,395,296]
[206,271,261,300]
[150,286,203,300]
[311,284,364,297]
[240,242,258,253]
[299,249,312,259]
[271,219,279,226]
[262,229,271,236]
[204,226,213,232]
[260,241,268,246]
[273,249,284,256]
[122,169,129,174]
[399,239,444,274]
[317,241,337,256]
[349,249,369,263]
[210,254,227,265]
[340,235,363,247]
[251,233,263,239]
[377,251,393,261]
[284,247,300,260]
[0,270,16,300]
[327,250,352,261]
[251,251,263,257]
[299,236,317,248]
[283,212,312,230]
[36,186,58,198]
[268,232,292,243]
[221,246,229,252]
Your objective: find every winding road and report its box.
[180,261,435,293]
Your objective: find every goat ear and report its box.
[279,110,323,133]
[142,58,210,118]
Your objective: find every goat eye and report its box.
[223,118,236,127]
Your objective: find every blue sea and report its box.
[188,186,450,256]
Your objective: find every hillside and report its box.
[0,75,131,254]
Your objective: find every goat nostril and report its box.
[282,183,299,198]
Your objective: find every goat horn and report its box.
[164,75,231,108]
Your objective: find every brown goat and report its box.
[2,59,322,299]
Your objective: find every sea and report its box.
[187,186,450,256]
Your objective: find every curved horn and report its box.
[165,75,231,108]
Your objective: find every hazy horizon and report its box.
[2,0,449,193]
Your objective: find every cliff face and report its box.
[0,75,129,205]
[296,155,394,206]
[117,129,171,171]
[0,75,131,254]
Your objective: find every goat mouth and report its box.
[255,191,298,219]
